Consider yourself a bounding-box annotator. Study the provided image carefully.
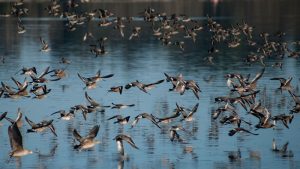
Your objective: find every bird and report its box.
[25,116,57,137]
[8,122,33,157]
[131,113,161,129]
[178,103,199,121]
[15,66,37,76]
[288,90,300,113]
[111,103,135,109]
[271,114,294,129]
[270,77,293,92]
[108,86,123,94]
[169,125,189,142]
[73,125,100,150]
[107,115,130,125]
[29,66,51,84]
[113,134,139,156]
[129,27,141,40]
[17,17,26,34]
[51,109,75,120]
[125,79,164,93]
[77,70,114,89]
[228,127,259,136]
[40,36,50,52]
[152,105,182,124]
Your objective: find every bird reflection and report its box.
[38,144,58,159]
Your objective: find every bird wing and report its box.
[0,112,7,121]
[187,103,199,118]
[87,125,100,139]
[73,129,82,142]
[288,90,300,104]
[131,116,140,128]
[144,113,161,128]
[25,116,37,128]
[77,73,88,84]
[101,73,114,78]
[107,115,122,120]
[250,67,265,84]
[122,135,139,149]
[38,66,50,78]
[8,123,23,150]
[48,123,57,137]
[11,77,23,89]
[145,79,164,88]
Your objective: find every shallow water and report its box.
[1,0,300,169]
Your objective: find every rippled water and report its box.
[1,1,300,169]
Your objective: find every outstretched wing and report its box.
[25,116,37,128]
[73,129,82,142]
[122,134,139,149]
[87,125,100,139]
[8,123,23,150]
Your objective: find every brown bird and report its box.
[108,86,123,94]
[8,122,33,157]
[25,116,57,137]
[125,79,164,93]
[73,125,100,150]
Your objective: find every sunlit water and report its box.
[1,1,300,169]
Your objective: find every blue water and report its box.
[1,1,300,169]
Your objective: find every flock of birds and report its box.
[0,0,300,164]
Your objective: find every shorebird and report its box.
[228,127,258,136]
[288,90,300,113]
[29,66,51,83]
[271,114,294,129]
[108,86,123,94]
[32,85,51,99]
[40,37,50,52]
[178,103,199,121]
[77,70,113,89]
[107,115,130,125]
[270,77,293,92]
[111,103,135,109]
[51,109,75,120]
[8,122,33,157]
[114,134,139,156]
[73,125,100,150]
[152,104,182,124]
[17,17,26,34]
[25,116,57,136]
[125,79,164,94]
[169,125,189,142]
[15,67,37,76]
[129,27,141,40]
[131,113,161,128]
